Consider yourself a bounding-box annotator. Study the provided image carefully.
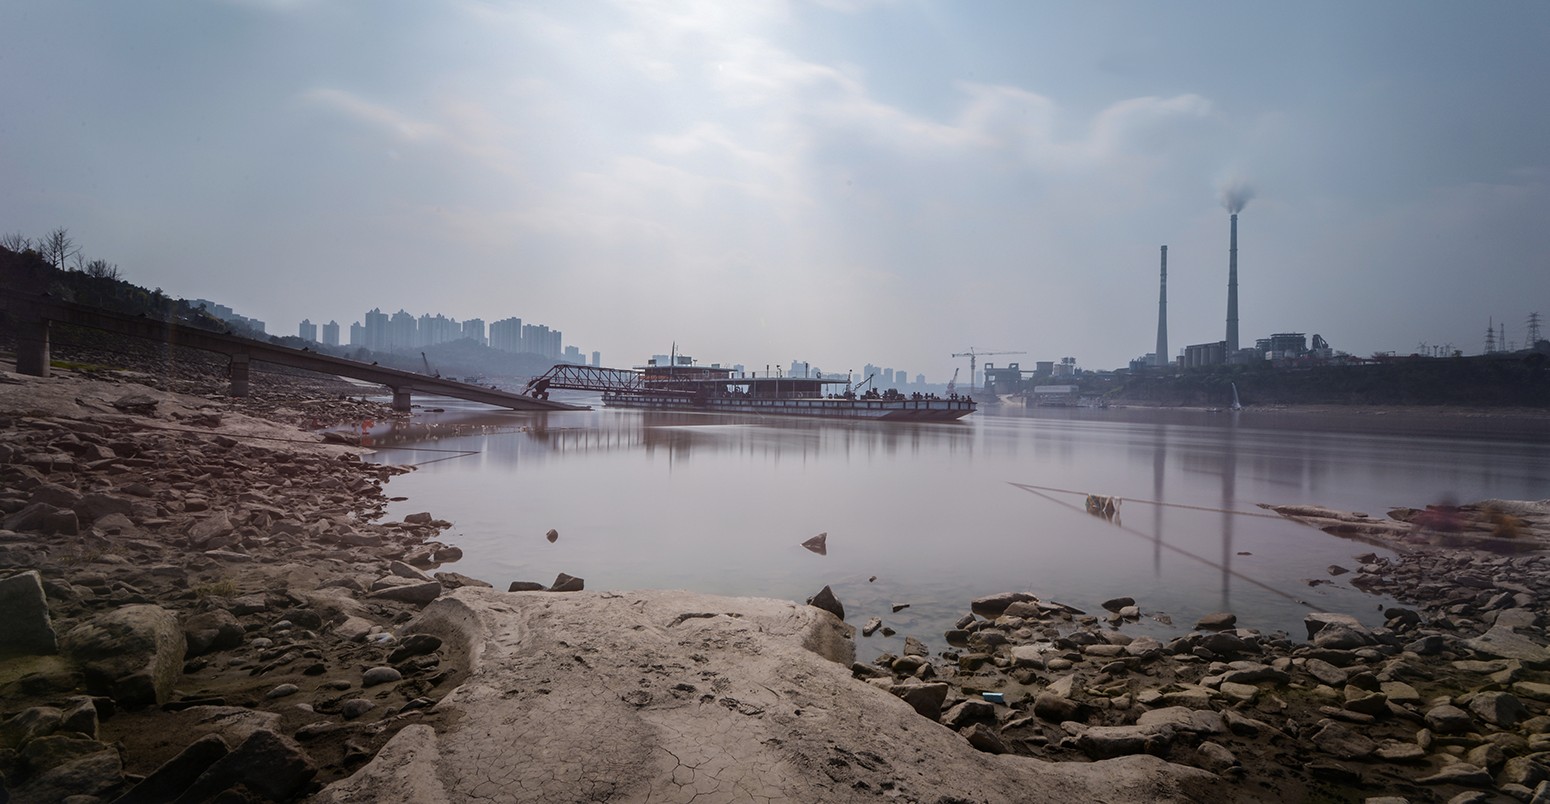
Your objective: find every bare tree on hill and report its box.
[41,227,78,270]
[1,232,34,252]
[85,259,122,280]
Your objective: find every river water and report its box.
[363,397,1550,660]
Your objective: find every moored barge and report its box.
[525,360,975,421]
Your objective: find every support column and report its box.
[229,354,251,397]
[15,316,51,377]
[392,388,412,412]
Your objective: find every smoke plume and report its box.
[1219,181,1255,214]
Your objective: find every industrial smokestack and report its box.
[1226,213,1239,353]
[1155,245,1168,368]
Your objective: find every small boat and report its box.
[525,360,975,421]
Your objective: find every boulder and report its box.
[1309,721,1377,760]
[1101,596,1136,613]
[2,502,79,534]
[890,682,949,721]
[7,743,122,802]
[1135,707,1225,736]
[807,585,844,621]
[433,571,490,590]
[1,706,63,750]
[940,699,997,731]
[388,633,443,664]
[970,592,1036,619]
[1073,724,1174,759]
[1032,692,1083,723]
[0,569,58,656]
[800,532,828,555]
[902,636,928,657]
[549,573,584,593]
[60,604,186,707]
[182,609,244,656]
[1194,612,1236,631]
[75,493,135,525]
[1469,691,1530,728]
[1424,704,1475,735]
[362,666,402,687]
[175,728,317,802]
[861,617,882,637]
[1304,612,1363,640]
[963,722,1010,754]
[112,733,230,804]
[508,581,546,592]
[186,513,234,546]
[367,579,443,605]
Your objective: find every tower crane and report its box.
[951,348,1026,392]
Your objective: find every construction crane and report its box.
[421,352,440,379]
[945,367,960,396]
[951,348,1026,392]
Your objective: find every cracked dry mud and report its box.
[313,588,1222,803]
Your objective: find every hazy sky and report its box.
[4,1,1547,378]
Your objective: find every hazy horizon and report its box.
[3,1,1547,378]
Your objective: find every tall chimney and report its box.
[1155,245,1168,368]
[1226,213,1239,352]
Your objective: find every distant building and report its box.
[298,319,317,342]
[321,320,340,347]
[915,373,925,386]
[1031,385,1079,406]
[191,299,265,334]
[349,321,365,347]
[591,351,601,367]
[388,310,416,352]
[489,317,522,353]
[522,323,561,358]
[1183,341,1226,368]
[462,318,486,346]
[1052,357,1078,378]
[1033,361,1054,377]
[562,345,583,364]
[363,308,389,351]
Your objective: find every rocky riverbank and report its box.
[4,353,1550,803]
[0,359,478,802]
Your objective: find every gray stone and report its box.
[507,581,546,592]
[75,492,135,524]
[266,683,299,699]
[59,697,99,739]
[1424,704,1475,735]
[1101,596,1135,613]
[112,733,230,804]
[1009,644,1045,668]
[1310,721,1377,760]
[807,585,844,621]
[1416,762,1493,787]
[902,636,928,657]
[367,579,443,605]
[388,560,430,580]
[963,722,1009,754]
[1305,612,1363,639]
[388,633,443,663]
[186,513,234,546]
[1136,707,1225,736]
[1195,741,1239,773]
[970,592,1036,619]
[174,728,317,802]
[940,699,997,731]
[891,682,948,721]
[1032,692,1083,723]
[1468,691,1529,728]
[1,706,63,750]
[549,573,584,593]
[183,608,244,656]
[1194,612,1236,631]
[0,569,58,656]
[1074,724,1174,759]
[3,501,80,534]
[8,744,122,802]
[340,699,375,719]
[21,733,110,774]
[60,604,186,707]
[545,528,559,542]
[1304,657,1349,686]
[862,617,882,637]
[800,532,827,555]
[362,666,402,687]
[404,512,434,525]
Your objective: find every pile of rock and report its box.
[0,367,471,801]
[856,577,1550,802]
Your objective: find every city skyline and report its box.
[3,2,1547,376]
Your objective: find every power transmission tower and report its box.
[1485,318,1496,354]
[1528,312,1544,347]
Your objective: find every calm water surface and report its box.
[364,398,1550,659]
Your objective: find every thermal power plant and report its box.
[1226,213,1239,353]
[1155,245,1168,368]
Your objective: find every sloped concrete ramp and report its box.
[312,588,1225,803]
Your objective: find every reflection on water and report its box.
[364,401,1550,660]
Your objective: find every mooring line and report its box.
[1007,482,1286,520]
[1008,482,1325,612]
